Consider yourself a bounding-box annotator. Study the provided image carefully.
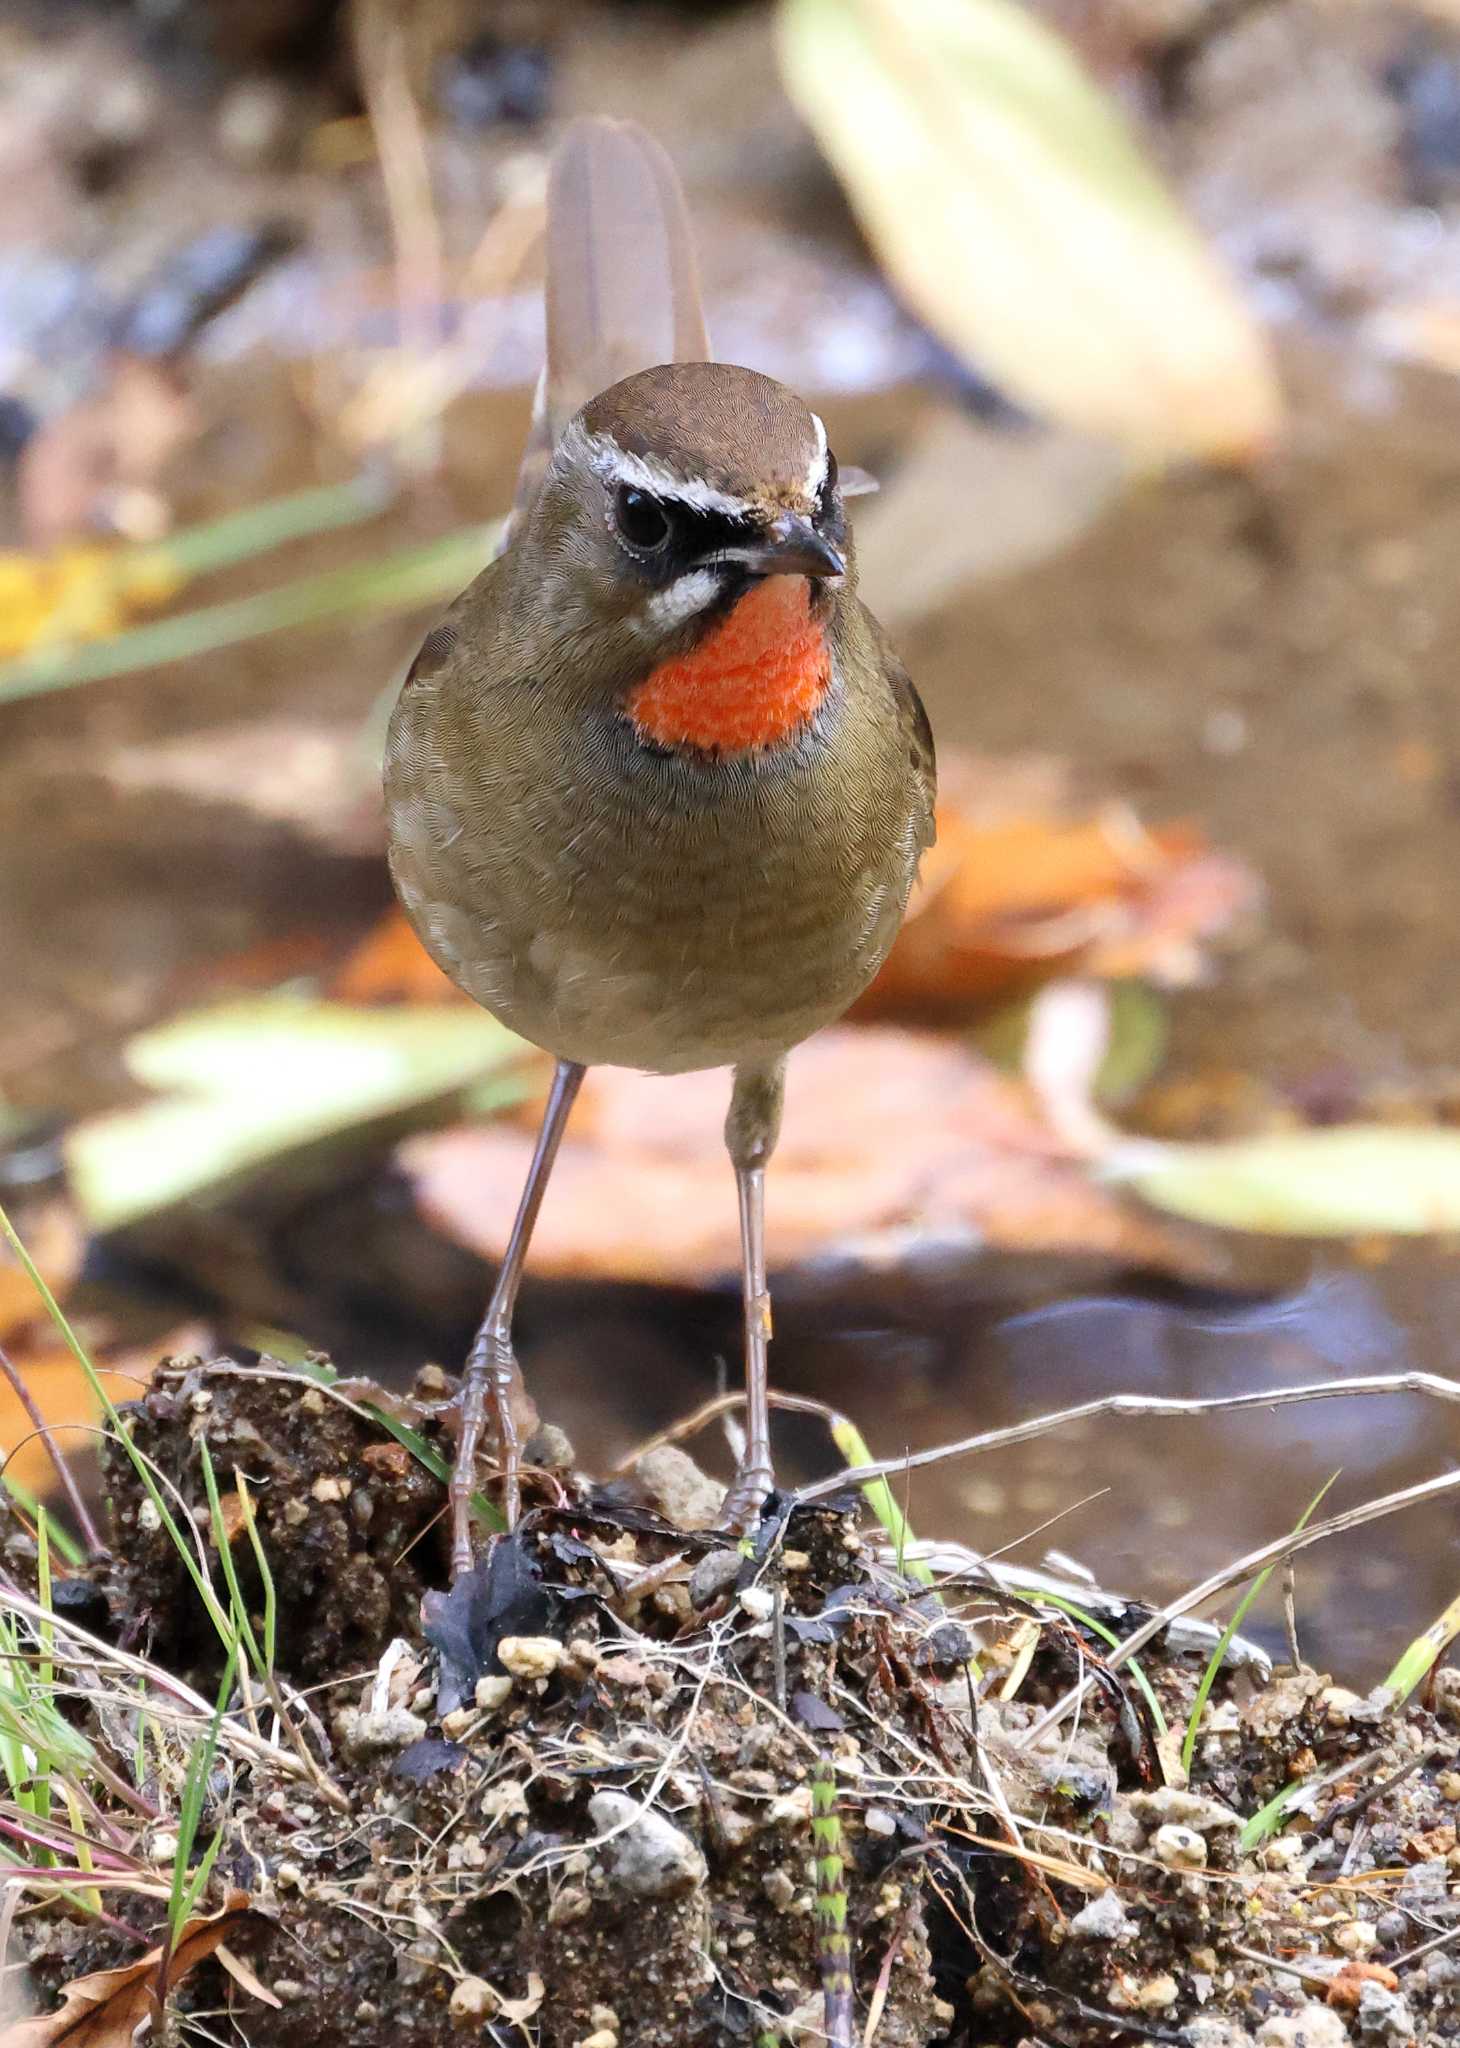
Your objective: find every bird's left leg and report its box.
[450,1057,584,1575]
[719,1057,786,1535]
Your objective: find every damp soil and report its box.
[12,1358,1460,2048]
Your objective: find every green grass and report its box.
[829,1414,936,1588]
[1179,1472,1338,1779]
[165,1645,237,1957]
[0,522,499,703]
[1011,1586,1168,1739]
[1383,1584,1460,1703]
[1238,1775,1308,1854]
[0,1198,264,1673]
[0,1473,85,1567]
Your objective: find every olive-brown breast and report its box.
[384,573,933,1077]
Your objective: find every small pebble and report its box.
[311,1475,350,1503]
[1132,1786,1241,1833]
[1135,1974,1179,2012]
[1256,2005,1351,2048]
[449,1978,495,2023]
[588,1791,706,1898]
[1354,1983,1414,2042]
[1319,1688,1366,1725]
[1069,1890,1131,1941]
[475,1674,513,1712]
[739,1585,775,1622]
[1153,1823,1208,1870]
[688,1548,742,1609]
[524,1422,575,1471]
[336,1705,429,1757]
[633,1445,724,1529]
[1333,1921,1378,1957]
[497,1636,564,1681]
[1187,2021,1256,2048]
[763,1868,796,1910]
[576,2033,617,2048]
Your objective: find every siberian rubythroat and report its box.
[385,117,936,1570]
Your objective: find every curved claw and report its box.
[718,1462,773,1540]
[451,1321,521,1578]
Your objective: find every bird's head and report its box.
[521,362,855,686]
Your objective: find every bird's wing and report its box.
[507,117,711,536]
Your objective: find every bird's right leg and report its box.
[450,1057,585,1577]
[719,1058,787,1536]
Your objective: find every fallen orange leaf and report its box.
[856,752,1259,1017]
[1,1894,257,2046]
[401,1025,1211,1288]
[0,1194,202,1495]
[330,911,463,1005]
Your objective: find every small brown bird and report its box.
[385,118,935,1571]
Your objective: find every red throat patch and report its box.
[626,575,832,754]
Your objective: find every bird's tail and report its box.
[508,117,711,531]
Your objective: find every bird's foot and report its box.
[717,1461,774,1541]
[449,1320,522,1579]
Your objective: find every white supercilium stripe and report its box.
[574,425,755,519]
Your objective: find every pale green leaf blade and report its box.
[776,0,1280,461]
[1109,1127,1460,1236]
[67,994,529,1231]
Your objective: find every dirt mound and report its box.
[8,1356,1458,2046]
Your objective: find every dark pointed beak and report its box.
[717,514,845,582]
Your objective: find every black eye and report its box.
[615,486,671,549]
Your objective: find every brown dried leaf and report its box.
[2,1895,255,2046]
[402,1025,1210,1287]
[497,1973,546,2025]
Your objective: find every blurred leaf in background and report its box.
[1111,1125,1460,1236]
[855,750,1260,1017]
[66,994,529,1233]
[401,1024,1213,1288]
[777,0,1281,461]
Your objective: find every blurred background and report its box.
[3,0,1460,1675]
